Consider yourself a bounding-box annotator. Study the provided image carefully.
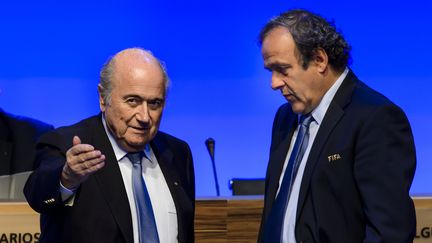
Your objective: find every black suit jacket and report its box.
[259,71,416,243]
[0,109,53,200]
[24,115,195,243]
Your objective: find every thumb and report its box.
[73,136,82,146]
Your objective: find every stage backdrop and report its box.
[0,0,430,196]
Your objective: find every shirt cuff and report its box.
[59,182,76,206]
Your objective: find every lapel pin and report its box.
[327,153,341,162]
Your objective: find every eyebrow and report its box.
[123,94,142,100]
[123,94,165,101]
[264,62,292,71]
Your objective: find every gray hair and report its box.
[98,48,170,105]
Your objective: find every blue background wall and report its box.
[1,0,430,196]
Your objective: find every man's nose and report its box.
[135,103,150,123]
[271,73,285,90]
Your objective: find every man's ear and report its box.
[97,84,106,112]
[313,48,328,73]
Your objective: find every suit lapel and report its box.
[89,116,134,243]
[265,108,297,216]
[296,71,358,219]
[151,134,190,243]
[151,135,181,190]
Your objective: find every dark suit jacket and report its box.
[0,109,53,200]
[258,70,416,243]
[24,115,195,243]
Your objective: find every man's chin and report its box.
[290,103,307,115]
[118,139,148,152]
[125,143,146,152]
[118,133,156,151]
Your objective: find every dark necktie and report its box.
[262,115,314,242]
[127,152,160,243]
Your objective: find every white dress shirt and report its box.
[278,68,349,243]
[103,118,178,243]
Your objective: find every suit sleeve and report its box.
[24,131,69,214]
[353,104,416,243]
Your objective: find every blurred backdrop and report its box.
[1,0,431,196]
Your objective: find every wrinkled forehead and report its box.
[261,27,302,65]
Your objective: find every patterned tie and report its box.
[262,115,314,242]
[127,152,160,243]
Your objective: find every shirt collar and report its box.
[310,67,349,125]
[101,114,153,163]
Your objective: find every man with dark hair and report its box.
[258,9,416,243]
[0,109,53,200]
[24,48,195,243]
